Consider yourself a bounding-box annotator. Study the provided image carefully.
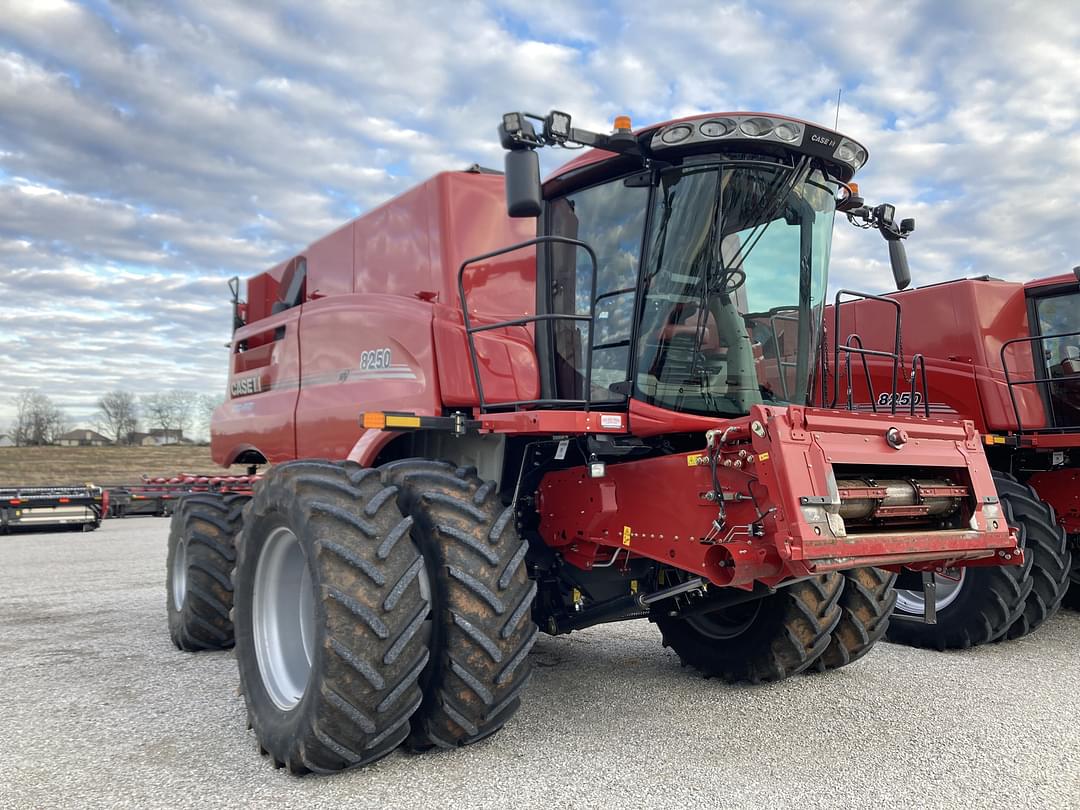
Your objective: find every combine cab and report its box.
[0,485,106,533]
[825,270,1078,648]
[168,109,1017,774]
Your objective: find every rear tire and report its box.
[887,471,1050,650]
[992,474,1071,638]
[379,459,538,751]
[233,460,430,774]
[166,492,248,651]
[810,567,896,672]
[655,574,843,683]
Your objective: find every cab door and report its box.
[542,176,650,405]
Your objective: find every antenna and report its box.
[834,88,842,129]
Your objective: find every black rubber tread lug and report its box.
[233,460,430,775]
[810,567,897,673]
[378,458,537,751]
[655,574,843,684]
[993,472,1071,639]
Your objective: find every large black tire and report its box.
[810,567,897,672]
[166,492,247,651]
[233,460,430,774]
[655,574,843,683]
[992,473,1071,638]
[379,459,538,750]
[887,471,1053,650]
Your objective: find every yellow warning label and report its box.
[630,580,639,594]
[687,453,706,467]
[759,452,770,461]
[622,526,632,546]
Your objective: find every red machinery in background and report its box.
[823,269,1078,648]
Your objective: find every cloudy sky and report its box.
[1,0,1078,432]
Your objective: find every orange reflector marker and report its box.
[848,182,859,196]
[613,115,632,131]
[362,412,386,430]
[59,497,69,503]
[9,499,20,505]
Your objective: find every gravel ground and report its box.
[1,519,1078,810]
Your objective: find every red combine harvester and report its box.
[825,270,1078,648]
[167,109,1017,774]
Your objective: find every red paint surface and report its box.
[538,404,1014,586]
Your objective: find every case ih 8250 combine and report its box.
[826,270,1078,648]
[167,109,1019,774]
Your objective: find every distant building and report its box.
[150,429,187,445]
[58,429,112,447]
[126,429,188,446]
[0,434,14,447]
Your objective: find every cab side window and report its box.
[548,179,648,401]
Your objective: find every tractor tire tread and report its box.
[811,567,896,672]
[234,460,430,774]
[379,458,537,751]
[166,492,248,651]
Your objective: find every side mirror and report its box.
[889,239,911,291]
[504,149,542,218]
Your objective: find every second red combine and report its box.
[167,108,1017,774]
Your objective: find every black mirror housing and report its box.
[504,149,542,218]
[889,239,911,290]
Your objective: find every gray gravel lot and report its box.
[1,518,1078,810]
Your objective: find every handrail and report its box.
[458,235,600,413]
[830,290,903,414]
[1000,329,1080,433]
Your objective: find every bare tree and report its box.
[96,390,139,444]
[143,391,201,443]
[141,393,176,441]
[11,390,67,446]
[197,393,224,442]
[167,391,200,441]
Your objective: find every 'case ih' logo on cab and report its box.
[231,375,263,397]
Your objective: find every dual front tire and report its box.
[227,459,536,774]
[655,567,897,682]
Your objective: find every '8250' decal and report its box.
[360,348,392,370]
[876,392,923,407]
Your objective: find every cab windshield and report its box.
[634,160,840,416]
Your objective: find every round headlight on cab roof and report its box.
[774,122,800,142]
[835,142,857,162]
[660,124,693,144]
[699,118,736,138]
[834,138,868,169]
[738,117,775,137]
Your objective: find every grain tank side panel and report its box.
[294,294,439,459]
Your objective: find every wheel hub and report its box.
[252,526,316,711]
[686,599,762,640]
[172,535,188,611]
[894,568,966,614]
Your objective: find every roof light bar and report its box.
[648,114,869,175]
